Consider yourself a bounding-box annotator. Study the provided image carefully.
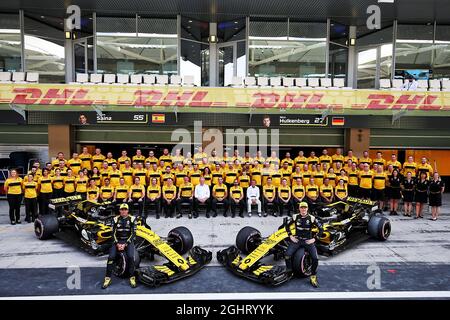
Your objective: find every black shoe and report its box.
[193,213,198,219]
[164,215,168,218]
[239,213,244,218]
[176,213,182,219]
[231,214,235,218]
[188,214,192,219]
[213,213,217,217]
[156,214,160,219]
[16,220,21,224]
[10,221,16,225]
[25,218,31,223]
[263,212,267,217]
[206,213,210,218]
[223,213,228,217]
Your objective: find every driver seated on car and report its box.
[102,203,137,289]
[284,201,323,288]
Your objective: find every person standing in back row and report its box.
[4,169,23,225]
[429,172,445,221]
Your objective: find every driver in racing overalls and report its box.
[284,201,323,287]
[102,203,138,289]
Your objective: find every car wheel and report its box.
[113,249,141,278]
[368,216,391,241]
[236,226,261,254]
[168,226,194,255]
[292,249,312,277]
[34,215,59,240]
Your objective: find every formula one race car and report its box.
[34,195,212,287]
[217,197,391,286]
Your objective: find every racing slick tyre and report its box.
[34,214,59,240]
[113,249,141,278]
[368,216,391,241]
[168,226,194,255]
[236,226,261,254]
[292,249,312,277]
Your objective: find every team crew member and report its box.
[402,172,415,217]
[105,152,117,168]
[294,151,308,168]
[132,163,147,187]
[79,147,92,171]
[86,179,99,201]
[429,172,445,221]
[121,161,134,186]
[230,180,245,218]
[89,167,100,186]
[177,177,194,219]
[202,167,212,188]
[335,179,348,201]
[92,148,106,170]
[225,163,239,189]
[359,151,372,167]
[128,177,145,217]
[212,177,229,217]
[161,167,175,186]
[239,170,251,196]
[189,164,202,186]
[359,164,374,199]
[417,157,434,179]
[266,151,280,168]
[246,180,262,217]
[402,156,417,177]
[347,163,359,197]
[23,174,38,223]
[319,178,334,204]
[373,151,386,169]
[414,172,429,219]
[63,169,76,197]
[146,178,161,219]
[284,202,323,287]
[108,163,122,188]
[387,154,402,172]
[307,151,319,169]
[305,178,319,205]
[4,169,23,225]
[281,152,294,170]
[67,153,82,175]
[75,171,88,199]
[117,150,131,171]
[291,178,305,208]
[51,152,66,169]
[389,169,402,216]
[100,178,114,202]
[145,151,159,167]
[313,166,325,187]
[52,169,65,198]
[344,150,358,166]
[102,203,137,289]
[332,149,345,171]
[159,149,173,167]
[194,177,211,218]
[172,149,185,166]
[250,162,262,189]
[114,178,129,204]
[193,147,207,164]
[100,162,111,185]
[326,168,337,188]
[38,169,53,215]
[278,178,292,216]
[372,167,387,210]
[162,178,177,218]
[301,164,312,186]
[263,178,277,217]
[271,165,282,187]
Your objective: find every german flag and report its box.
[152,114,165,123]
[332,117,345,126]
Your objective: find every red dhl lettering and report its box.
[11,88,94,105]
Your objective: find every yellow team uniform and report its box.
[92,154,106,170]
[67,158,82,175]
[133,169,147,186]
[250,167,262,186]
[115,185,129,201]
[320,184,334,199]
[278,185,291,201]
[373,172,387,190]
[335,185,348,199]
[402,162,417,176]
[213,184,227,198]
[147,185,161,199]
[294,156,308,168]
[306,184,319,199]
[80,153,92,170]
[359,170,374,190]
[319,155,332,167]
[5,178,23,194]
[121,168,134,186]
[38,176,53,194]
[292,183,305,200]
[313,170,325,187]
[117,156,131,171]
[23,181,38,199]
[108,169,122,187]
[63,176,76,193]
[132,155,146,165]
[373,158,386,169]
[130,184,145,199]
[332,154,345,170]
[162,185,177,200]
[179,183,194,198]
[417,163,434,179]
[100,185,114,199]
[86,186,99,200]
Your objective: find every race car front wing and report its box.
[217,246,292,286]
[136,246,212,287]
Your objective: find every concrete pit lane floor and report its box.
[0,197,449,298]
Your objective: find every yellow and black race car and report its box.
[34,195,212,287]
[217,197,391,286]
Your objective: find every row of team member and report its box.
[45,147,435,179]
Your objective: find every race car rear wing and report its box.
[48,195,83,209]
[346,197,377,207]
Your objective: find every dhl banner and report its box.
[1,83,450,111]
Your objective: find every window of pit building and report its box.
[0,13,21,73]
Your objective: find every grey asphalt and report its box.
[0,196,449,296]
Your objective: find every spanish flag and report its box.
[152,114,165,123]
[332,117,345,126]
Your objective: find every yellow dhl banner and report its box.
[1,83,450,111]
